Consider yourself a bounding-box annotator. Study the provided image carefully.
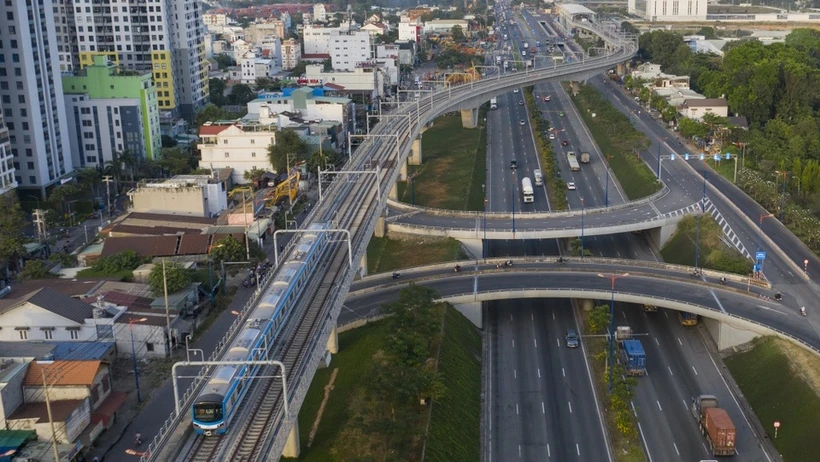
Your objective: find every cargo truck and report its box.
[621,339,646,376]
[691,395,737,456]
[580,152,590,164]
[678,311,698,326]
[490,97,498,110]
[533,169,543,186]
[521,177,534,203]
[567,151,580,171]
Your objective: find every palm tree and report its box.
[118,150,138,185]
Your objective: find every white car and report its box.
[513,88,520,93]
[567,182,577,190]
[549,133,555,140]
[519,119,526,126]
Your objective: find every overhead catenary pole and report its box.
[163,259,173,358]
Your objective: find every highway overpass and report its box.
[346,258,820,354]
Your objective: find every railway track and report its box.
[170,35,634,461]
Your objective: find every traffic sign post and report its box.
[774,421,780,438]
[756,251,767,261]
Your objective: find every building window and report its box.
[224,152,229,158]
[251,152,256,157]
[70,330,79,340]
[222,139,228,144]
[44,330,53,340]
[18,330,28,340]
[146,342,155,352]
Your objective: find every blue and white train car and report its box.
[192,223,330,435]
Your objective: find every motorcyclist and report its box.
[719,277,726,284]
[135,432,143,445]
[801,306,807,316]
[454,265,461,272]
[392,272,400,279]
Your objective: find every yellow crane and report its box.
[265,168,301,206]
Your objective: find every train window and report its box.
[193,403,223,422]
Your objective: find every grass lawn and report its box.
[425,306,482,461]
[707,156,740,183]
[367,236,467,274]
[74,268,134,281]
[397,110,487,211]
[660,215,752,274]
[569,85,661,200]
[724,337,820,461]
[297,321,389,461]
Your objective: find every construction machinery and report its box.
[265,168,301,206]
[445,64,481,84]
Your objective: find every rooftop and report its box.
[24,360,106,386]
[683,98,728,107]
[0,287,94,324]
[8,399,87,422]
[559,4,596,16]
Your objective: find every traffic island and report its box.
[568,84,660,200]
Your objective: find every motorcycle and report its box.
[135,433,143,446]
[453,265,461,273]
[719,277,727,284]
[392,272,401,280]
[800,306,807,317]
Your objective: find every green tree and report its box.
[450,25,465,42]
[92,250,143,274]
[49,251,77,268]
[662,105,678,123]
[210,235,247,264]
[195,104,230,127]
[638,87,651,104]
[208,78,227,106]
[267,129,310,173]
[243,167,267,183]
[228,83,256,106]
[148,261,192,296]
[19,260,56,280]
[0,194,27,270]
[158,148,195,176]
[214,55,235,69]
[255,77,281,92]
[161,135,178,148]
[587,305,611,334]
[678,117,710,139]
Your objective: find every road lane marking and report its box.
[552,312,556,320]
[657,400,663,411]
[692,366,698,375]
[519,445,522,458]
[637,421,653,462]
[538,368,541,378]
[622,311,627,318]
[556,338,560,347]
[668,366,674,376]
[512,340,515,348]
[631,401,638,417]
[568,402,572,413]
[677,337,683,346]
[664,311,669,318]
[516,403,519,415]
[547,444,550,457]
[654,338,660,346]
[673,443,680,456]
[534,338,538,348]
[682,399,688,411]
[531,312,534,321]
[542,401,545,413]
[576,444,580,456]
[562,368,566,377]
[755,304,788,316]
[514,369,517,379]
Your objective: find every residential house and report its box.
[681,98,729,121]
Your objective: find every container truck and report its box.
[490,97,498,110]
[521,177,534,203]
[691,395,737,456]
[678,311,698,326]
[580,152,590,164]
[621,339,646,376]
[533,169,543,186]
[567,151,580,171]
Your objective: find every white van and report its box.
[533,169,543,186]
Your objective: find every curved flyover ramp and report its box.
[345,259,819,355]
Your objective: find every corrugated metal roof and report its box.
[178,234,211,255]
[0,288,94,324]
[24,360,105,386]
[101,236,179,258]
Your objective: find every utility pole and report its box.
[102,176,114,218]
[162,259,173,358]
[32,209,47,244]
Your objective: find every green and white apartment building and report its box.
[62,55,162,169]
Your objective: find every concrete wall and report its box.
[131,186,208,217]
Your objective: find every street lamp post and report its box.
[129,317,148,402]
[597,272,630,393]
[694,176,707,270]
[511,170,516,235]
[605,155,611,207]
[580,197,585,258]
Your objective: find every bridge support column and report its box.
[388,182,398,201]
[282,422,301,458]
[359,254,368,278]
[457,238,483,259]
[409,135,423,165]
[581,299,595,312]
[453,302,483,328]
[326,324,339,354]
[399,159,408,181]
[702,318,760,351]
[559,238,573,253]
[460,107,479,129]
[647,223,677,249]
[373,214,386,238]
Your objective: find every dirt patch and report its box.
[775,338,820,396]
[308,368,339,448]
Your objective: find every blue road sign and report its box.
[756,251,767,261]
[754,263,762,273]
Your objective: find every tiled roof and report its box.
[199,124,233,136]
[84,291,153,311]
[0,287,94,323]
[109,224,195,236]
[8,399,86,422]
[24,360,105,386]
[683,98,727,107]
[100,236,179,258]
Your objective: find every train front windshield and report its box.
[193,403,223,422]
